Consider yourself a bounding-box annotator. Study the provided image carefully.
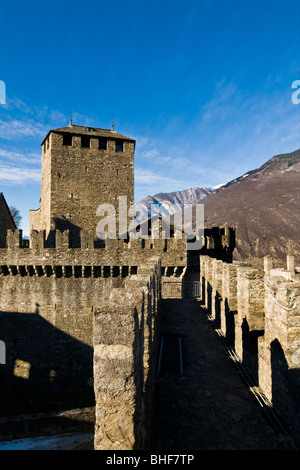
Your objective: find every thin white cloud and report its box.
[0,119,47,139]
[201,80,238,123]
[135,133,242,187]
[134,136,153,148]
[139,148,160,159]
[0,164,41,184]
[0,149,41,164]
[0,96,69,140]
[71,112,95,127]
[4,97,32,114]
[135,167,189,187]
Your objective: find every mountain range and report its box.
[135,149,300,266]
[134,186,215,223]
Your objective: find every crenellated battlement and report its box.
[4,122,299,448]
[264,254,300,281]
[3,225,234,256]
[5,228,188,250]
[1,229,187,268]
[200,251,300,444]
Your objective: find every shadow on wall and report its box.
[204,281,262,386]
[224,299,236,348]
[47,219,106,248]
[271,339,300,444]
[241,319,263,386]
[0,308,94,416]
[204,281,300,444]
[200,227,235,264]
[133,301,146,449]
[47,218,82,248]
[93,278,159,450]
[133,282,159,450]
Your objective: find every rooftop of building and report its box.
[41,122,135,145]
[0,192,17,229]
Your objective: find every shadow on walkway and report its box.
[151,299,293,450]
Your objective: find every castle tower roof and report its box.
[41,124,135,145]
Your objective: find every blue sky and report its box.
[0,0,299,236]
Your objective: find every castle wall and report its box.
[29,208,41,234]
[93,260,161,450]
[200,253,300,444]
[0,229,168,407]
[261,268,300,440]
[0,264,122,400]
[220,262,237,345]
[0,229,187,267]
[0,194,16,248]
[30,131,134,240]
[1,124,241,446]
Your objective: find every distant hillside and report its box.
[135,186,214,222]
[196,149,300,265]
[135,150,300,266]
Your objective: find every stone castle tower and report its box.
[1,122,299,449]
[29,122,135,244]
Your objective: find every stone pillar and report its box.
[93,271,160,450]
[94,292,143,450]
[236,267,265,382]
[264,276,300,370]
[236,268,252,360]
[30,230,45,251]
[264,255,273,275]
[199,255,207,304]
[286,255,295,275]
[7,229,22,249]
[80,230,94,250]
[221,263,237,345]
[56,230,70,249]
[205,257,214,314]
[211,259,223,327]
[262,273,300,442]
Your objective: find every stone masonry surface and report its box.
[0,124,299,450]
[200,254,300,447]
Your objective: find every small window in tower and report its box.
[116,140,123,152]
[130,266,138,275]
[81,135,90,148]
[63,134,73,146]
[99,139,107,150]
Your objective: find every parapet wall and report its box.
[0,225,233,411]
[200,254,300,444]
[1,229,187,268]
[0,230,165,408]
[0,247,161,401]
[200,226,235,262]
[0,226,235,276]
[93,259,161,450]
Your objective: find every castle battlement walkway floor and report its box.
[151,298,295,450]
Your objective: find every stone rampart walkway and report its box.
[151,299,294,450]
